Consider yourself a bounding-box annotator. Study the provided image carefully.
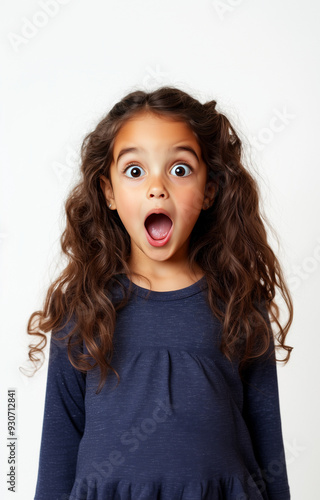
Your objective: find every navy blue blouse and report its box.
[34,275,291,499]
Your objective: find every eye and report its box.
[170,163,193,177]
[123,164,146,178]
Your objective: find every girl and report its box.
[28,86,293,500]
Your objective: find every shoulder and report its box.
[50,314,78,349]
[49,314,83,365]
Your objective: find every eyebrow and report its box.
[116,145,200,164]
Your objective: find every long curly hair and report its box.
[26,85,293,393]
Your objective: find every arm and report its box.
[241,305,291,500]
[34,319,86,500]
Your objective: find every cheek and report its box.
[114,181,133,201]
[175,186,205,222]
[114,189,138,228]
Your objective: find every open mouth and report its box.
[144,213,173,241]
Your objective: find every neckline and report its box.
[117,274,208,301]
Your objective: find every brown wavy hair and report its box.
[25,85,293,393]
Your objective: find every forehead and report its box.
[113,111,201,154]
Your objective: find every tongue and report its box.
[145,214,172,240]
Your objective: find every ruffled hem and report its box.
[69,476,269,500]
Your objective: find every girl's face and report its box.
[100,111,215,276]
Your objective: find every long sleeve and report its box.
[34,320,86,500]
[241,305,291,500]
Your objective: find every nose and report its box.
[146,174,169,200]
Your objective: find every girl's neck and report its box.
[127,262,205,292]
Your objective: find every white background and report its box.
[1,0,319,498]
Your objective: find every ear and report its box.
[99,174,116,210]
[202,180,217,210]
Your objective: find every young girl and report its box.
[28,86,293,500]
